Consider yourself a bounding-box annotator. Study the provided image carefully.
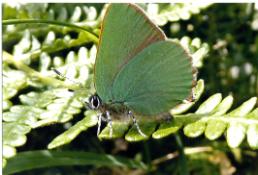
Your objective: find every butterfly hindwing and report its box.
[111,40,193,116]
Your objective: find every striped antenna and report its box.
[52,68,82,87]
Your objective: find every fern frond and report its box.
[3,3,100,45]
[145,3,212,26]
[2,45,96,162]
[48,79,258,150]
[96,93,258,149]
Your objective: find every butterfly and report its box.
[85,3,196,137]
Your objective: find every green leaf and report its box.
[152,120,182,139]
[48,111,98,149]
[3,150,147,175]
[246,108,258,119]
[85,83,257,149]
[99,121,130,140]
[247,124,258,149]
[176,36,210,68]
[3,145,16,159]
[3,4,100,46]
[3,105,45,126]
[3,123,31,147]
[3,30,96,164]
[31,89,86,128]
[3,99,12,111]
[227,97,257,117]
[184,121,206,138]
[3,69,28,100]
[3,88,86,128]
[209,95,234,116]
[195,93,222,114]
[125,121,157,142]
[155,95,257,149]
[19,91,56,108]
[39,30,98,57]
[227,122,246,148]
[3,123,31,162]
[246,108,258,149]
[146,3,211,26]
[204,120,227,140]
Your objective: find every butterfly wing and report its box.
[94,4,165,103]
[111,40,194,116]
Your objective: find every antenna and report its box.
[53,67,91,109]
[52,68,83,88]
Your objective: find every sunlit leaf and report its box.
[3,150,147,175]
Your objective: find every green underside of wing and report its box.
[94,4,165,102]
[111,40,193,116]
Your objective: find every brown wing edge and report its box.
[128,3,166,40]
[93,4,111,90]
[168,39,198,103]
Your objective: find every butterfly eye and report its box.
[89,95,101,109]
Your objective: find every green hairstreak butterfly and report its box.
[87,3,196,136]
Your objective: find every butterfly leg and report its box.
[105,111,113,138]
[97,112,112,137]
[128,111,147,137]
[97,113,103,136]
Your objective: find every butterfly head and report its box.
[88,94,102,110]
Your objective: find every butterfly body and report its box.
[88,94,129,119]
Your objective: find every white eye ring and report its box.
[89,95,101,109]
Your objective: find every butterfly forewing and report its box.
[94,4,165,103]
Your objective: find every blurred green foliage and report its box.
[2,3,258,175]
[176,4,258,105]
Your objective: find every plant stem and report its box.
[175,134,189,175]
[3,51,79,90]
[151,146,212,166]
[2,19,99,45]
[174,113,258,125]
